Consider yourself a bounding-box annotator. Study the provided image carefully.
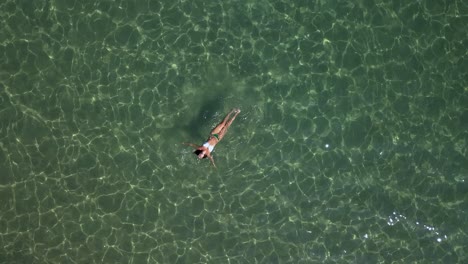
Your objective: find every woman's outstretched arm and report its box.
[182,142,199,148]
[208,155,217,168]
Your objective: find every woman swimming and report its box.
[183,108,241,168]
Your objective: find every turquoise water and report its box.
[1,0,467,263]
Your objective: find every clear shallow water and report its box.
[1,0,467,263]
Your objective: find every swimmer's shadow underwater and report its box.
[182,108,241,168]
[185,99,223,139]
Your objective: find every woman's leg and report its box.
[217,109,240,140]
[210,109,237,135]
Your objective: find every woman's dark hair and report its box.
[194,149,207,158]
